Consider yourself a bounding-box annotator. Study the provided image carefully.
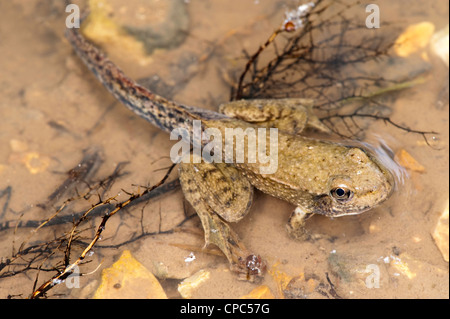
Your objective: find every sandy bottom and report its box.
[0,0,448,299]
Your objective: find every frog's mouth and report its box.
[311,194,373,217]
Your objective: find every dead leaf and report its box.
[395,149,425,173]
[240,285,275,299]
[394,22,435,58]
[93,250,167,299]
[268,261,293,298]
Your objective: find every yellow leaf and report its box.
[268,262,293,298]
[305,278,318,293]
[394,22,435,57]
[240,285,275,299]
[94,250,167,299]
[395,149,425,173]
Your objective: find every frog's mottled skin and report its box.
[218,99,394,220]
[67,20,395,280]
[195,99,394,244]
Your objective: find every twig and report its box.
[321,112,438,146]
[29,164,176,298]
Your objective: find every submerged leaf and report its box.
[394,22,435,57]
[94,250,167,299]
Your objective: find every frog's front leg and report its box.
[219,98,330,134]
[286,206,315,241]
[179,155,264,281]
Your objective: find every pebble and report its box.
[9,139,28,152]
[23,152,50,174]
[177,269,211,299]
[432,200,449,262]
[82,0,189,67]
[431,25,449,67]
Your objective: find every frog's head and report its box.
[312,146,396,217]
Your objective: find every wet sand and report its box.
[0,0,448,299]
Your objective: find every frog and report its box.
[65,14,395,281]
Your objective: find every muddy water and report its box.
[0,0,448,299]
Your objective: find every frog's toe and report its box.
[286,207,314,241]
[286,223,311,241]
[231,254,266,282]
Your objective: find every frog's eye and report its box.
[330,187,353,202]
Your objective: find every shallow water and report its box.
[0,0,448,299]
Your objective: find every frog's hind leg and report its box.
[179,156,263,279]
[219,98,330,134]
[180,157,254,223]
